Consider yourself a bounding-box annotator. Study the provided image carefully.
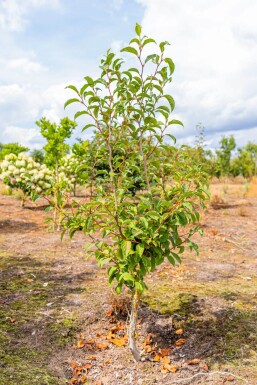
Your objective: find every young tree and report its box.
[216,135,236,176]
[64,24,209,360]
[36,117,77,228]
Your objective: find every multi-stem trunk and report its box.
[54,159,60,231]
[128,289,141,362]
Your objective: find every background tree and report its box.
[30,149,45,164]
[216,135,236,177]
[0,143,29,161]
[64,24,209,360]
[36,117,77,228]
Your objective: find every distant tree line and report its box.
[0,125,257,180]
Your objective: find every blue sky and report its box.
[1,0,257,151]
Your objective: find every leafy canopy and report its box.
[63,23,209,294]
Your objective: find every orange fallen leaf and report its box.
[79,333,85,340]
[83,363,92,370]
[161,363,178,373]
[86,338,95,344]
[77,340,86,349]
[175,338,186,347]
[105,309,113,316]
[159,348,171,357]
[95,332,102,338]
[188,358,201,365]
[81,375,87,383]
[175,328,183,335]
[71,361,77,369]
[161,356,171,365]
[109,337,126,347]
[225,376,235,382]
[27,278,34,283]
[95,342,109,350]
[70,378,78,384]
[85,355,97,360]
[144,345,152,353]
[95,382,103,385]
[153,354,161,362]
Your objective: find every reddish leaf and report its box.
[188,358,201,365]
[175,338,186,346]
[159,348,171,357]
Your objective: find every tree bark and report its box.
[128,289,141,362]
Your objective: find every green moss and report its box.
[49,315,80,347]
[142,291,199,316]
[0,251,82,384]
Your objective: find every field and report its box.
[1,180,257,385]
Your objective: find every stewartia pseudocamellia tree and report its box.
[64,24,209,361]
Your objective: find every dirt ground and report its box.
[0,181,257,385]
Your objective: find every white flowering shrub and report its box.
[59,153,87,195]
[0,152,54,206]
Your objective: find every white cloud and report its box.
[0,126,43,149]
[5,58,47,73]
[136,0,257,144]
[0,0,61,31]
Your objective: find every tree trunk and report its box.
[128,289,141,362]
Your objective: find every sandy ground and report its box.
[0,183,257,385]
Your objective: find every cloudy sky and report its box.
[0,0,256,151]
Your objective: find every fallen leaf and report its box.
[175,338,186,347]
[153,354,161,362]
[161,356,171,365]
[105,309,113,317]
[70,378,78,384]
[86,338,95,344]
[71,361,77,369]
[109,337,126,347]
[144,345,152,353]
[175,329,183,335]
[225,376,235,382]
[77,340,86,349]
[95,382,103,385]
[159,348,171,357]
[85,355,97,360]
[27,278,34,282]
[188,358,201,365]
[95,332,102,338]
[83,363,92,370]
[95,342,109,350]
[161,363,178,373]
[81,375,87,383]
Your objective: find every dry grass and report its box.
[246,177,257,197]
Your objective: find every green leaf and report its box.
[84,76,94,86]
[168,119,183,126]
[66,85,79,94]
[164,58,175,75]
[82,123,95,131]
[64,98,80,109]
[120,46,138,56]
[159,40,170,52]
[121,240,132,258]
[136,243,144,257]
[142,38,156,47]
[163,95,175,111]
[121,272,135,282]
[135,23,142,36]
[130,38,140,45]
[74,110,88,120]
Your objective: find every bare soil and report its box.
[0,183,257,385]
